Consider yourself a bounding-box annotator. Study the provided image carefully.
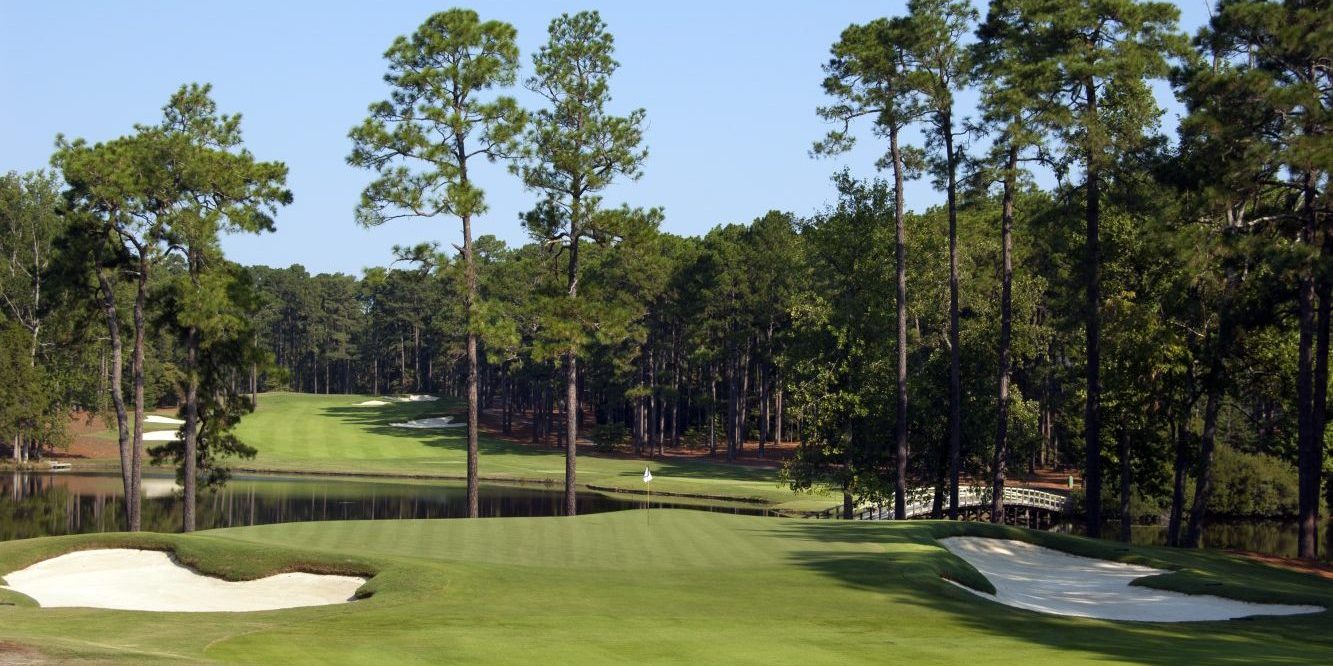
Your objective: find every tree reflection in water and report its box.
[0,472,766,540]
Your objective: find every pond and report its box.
[0,472,767,541]
[1060,519,1333,562]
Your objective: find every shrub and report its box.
[589,424,628,453]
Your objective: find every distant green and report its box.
[87,392,837,512]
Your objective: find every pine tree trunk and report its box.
[97,269,133,528]
[129,254,148,532]
[1297,170,1322,559]
[892,126,909,521]
[991,147,1016,523]
[1119,430,1131,542]
[1186,309,1232,548]
[1083,81,1104,539]
[183,324,199,533]
[945,112,962,521]
[1167,412,1188,547]
[564,196,581,517]
[463,208,480,519]
[709,376,717,456]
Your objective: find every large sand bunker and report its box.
[1,549,366,613]
[144,415,184,425]
[356,399,390,406]
[940,537,1323,622]
[142,430,179,442]
[390,416,464,429]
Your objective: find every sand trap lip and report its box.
[144,415,184,425]
[0,549,366,613]
[940,537,1324,622]
[390,416,464,429]
[356,399,390,406]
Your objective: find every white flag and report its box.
[643,467,653,483]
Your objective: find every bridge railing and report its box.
[805,485,1071,520]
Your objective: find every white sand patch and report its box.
[390,417,464,429]
[142,430,179,442]
[356,400,390,406]
[940,537,1323,622]
[144,415,184,425]
[382,395,439,403]
[1,549,366,613]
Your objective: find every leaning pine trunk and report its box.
[97,270,132,526]
[127,254,150,532]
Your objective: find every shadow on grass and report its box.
[759,519,1333,665]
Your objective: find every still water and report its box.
[0,472,766,541]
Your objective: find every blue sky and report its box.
[1,1,1213,276]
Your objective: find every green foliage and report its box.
[348,9,525,227]
[588,423,628,453]
[1206,445,1303,518]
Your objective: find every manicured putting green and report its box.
[0,511,1329,664]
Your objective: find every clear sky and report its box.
[1,1,1214,276]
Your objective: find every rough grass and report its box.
[0,511,1329,664]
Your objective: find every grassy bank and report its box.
[0,511,1329,664]
[85,392,836,511]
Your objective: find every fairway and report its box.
[0,511,1329,664]
[221,392,831,510]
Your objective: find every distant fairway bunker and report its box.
[941,537,1324,622]
[390,416,464,429]
[0,549,367,613]
[386,395,438,403]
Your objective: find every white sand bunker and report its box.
[142,430,179,442]
[356,399,390,406]
[940,537,1324,622]
[390,416,464,429]
[144,415,184,425]
[1,549,366,613]
[385,394,438,402]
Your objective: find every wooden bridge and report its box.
[807,486,1072,528]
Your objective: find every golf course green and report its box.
[0,511,1329,664]
[94,392,838,512]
